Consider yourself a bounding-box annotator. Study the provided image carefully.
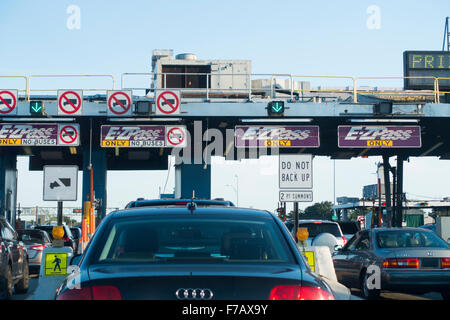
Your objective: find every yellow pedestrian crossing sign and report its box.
[302,251,315,272]
[45,252,68,276]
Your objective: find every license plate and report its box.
[421,258,439,268]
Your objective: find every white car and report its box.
[286,220,348,248]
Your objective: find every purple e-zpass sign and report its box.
[101,125,166,148]
[338,125,422,148]
[0,123,59,146]
[235,126,320,148]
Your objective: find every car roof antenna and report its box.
[187,190,197,213]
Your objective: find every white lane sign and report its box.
[0,90,18,115]
[279,154,313,189]
[279,190,313,202]
[43,165,78,201]
[165,126,187,147]
[57,90,83,116]
[107,90,133,116]
[155,90,180,115]
[57,124,80,146]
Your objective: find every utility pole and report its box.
[443,17,449,51]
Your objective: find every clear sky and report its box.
[1,0,450,212]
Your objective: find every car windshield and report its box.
[376,230,449,248]
[92,217,295,265]
[338,222,359,235]
[299,222,342,238]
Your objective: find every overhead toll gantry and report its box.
[1,49,450,231]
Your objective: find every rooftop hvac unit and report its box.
[151,50,251,98]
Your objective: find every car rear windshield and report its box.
[18,230,47,243]
[92,217,295,265]
[298,222,342,238]
[35,226,72,239]
[376,230,449,249]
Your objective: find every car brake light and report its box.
[62,237,70,241]
[383,258,419,269]
[29,244,45,251]
[56,285,122,300]
[313,222,322,224]
[269,285,335,300]
[175,202,188,205]
[342,236,347,245]
[441,258,450,269]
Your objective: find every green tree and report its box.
[303,201,334,220]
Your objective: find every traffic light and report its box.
[277,207,287,222]
[267,101,285,116]
[30,101,44,116]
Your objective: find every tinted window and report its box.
[71,228,81,238]
[376,230,449,249]
[356,232,370,251]
[92,217,295,265]
[18,230,47,243]
[338,222,359,235]
[298,222,342,238]
[35,226,71,240]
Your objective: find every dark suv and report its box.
[34,225,76,252]
[125,198,236,209]
[0,217,29,299]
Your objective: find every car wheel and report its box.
[0,264,13,300]
[14,259,29,294]
[360,270,380,300]
[441,291,450,300]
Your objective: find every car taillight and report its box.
[62,237,70,241]
[29,244,45,251]
[441,258,450,269]
[383,258,419,269]
[57,285,122,300]
[342,236,347,245]
[269,285,335,300]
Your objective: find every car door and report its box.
[346,231,371,288]
[333,232,360,287]
[0,221,19,278]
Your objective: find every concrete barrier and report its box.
[297,245,337,282]
[27,244,73,300]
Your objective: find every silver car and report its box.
[332,228,450,300]
[17,229,52,274]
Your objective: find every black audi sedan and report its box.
[56,204,337,300]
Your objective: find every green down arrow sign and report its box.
[30,101,43,115]
[268,101,284,115]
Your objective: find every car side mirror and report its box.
[70,254,82,266]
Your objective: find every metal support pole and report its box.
[57,201,63,226]
[382,155,392,227]
[396,157,404,227]
[293,202,299,242]
[391,167,397,228]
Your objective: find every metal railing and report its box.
[0,75,28,95]
[0,72,448,103]
[122,72,450,103]
[27,74,115,101]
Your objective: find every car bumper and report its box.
[382,270,450,293]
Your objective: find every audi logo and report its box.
[175,288,214,300]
